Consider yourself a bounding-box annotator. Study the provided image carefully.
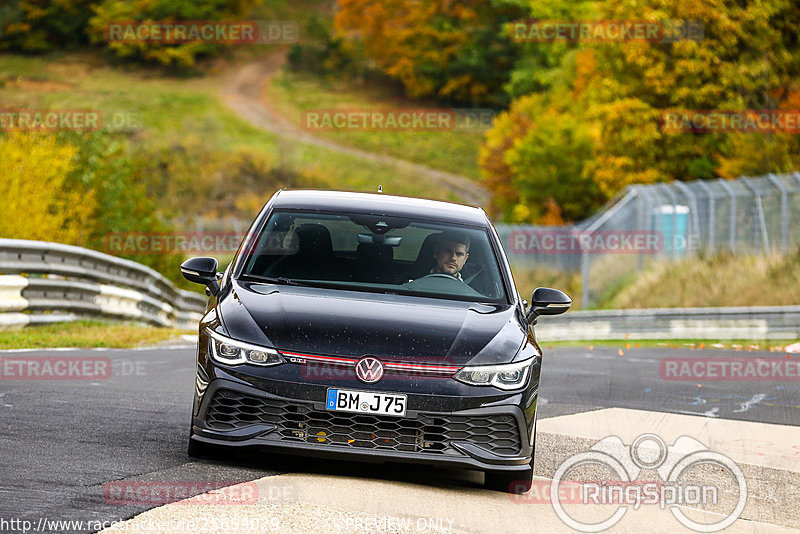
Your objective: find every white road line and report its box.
[734,393,768,413]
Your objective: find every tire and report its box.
[187,436,211,459]
[485,418,537,493]
[484,465,533,493]
[187,420,213,459]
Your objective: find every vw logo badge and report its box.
[355,356,384,384]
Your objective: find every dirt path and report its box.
[221,52,490,206]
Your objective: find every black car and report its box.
[181,190,570,492]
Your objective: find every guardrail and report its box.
[2,239,797,341]
[535,305,800,341]
[0,239,206,331]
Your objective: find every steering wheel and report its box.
[419,273,460,281]
[463,266,484,284]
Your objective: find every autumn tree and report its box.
[335,0,524,106]
[0,0,98,52]
[0,0,259,65]
[86,0,260,67]
[480,90,603,222]
[0,132,95,244]
[482,0,800,223]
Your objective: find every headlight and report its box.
[453,356,535,390]
[206,329,285,367]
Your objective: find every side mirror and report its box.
[526,287,571,323]
[181,257,220,296]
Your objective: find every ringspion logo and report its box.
[549,434,746,532]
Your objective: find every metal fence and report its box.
[496,172,800,308]
[190,174,800,309]
[534,305,800,341]
[0,239,206,331]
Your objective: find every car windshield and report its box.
[237,210,508,303]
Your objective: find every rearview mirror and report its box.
[357,233,402,246]
[527,287,571,323]
[181,257,220,296]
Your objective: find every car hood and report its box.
[217,280,527,366]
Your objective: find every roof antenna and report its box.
[377,185,383,193]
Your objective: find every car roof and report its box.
[270,190,490,226]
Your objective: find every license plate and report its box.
[326,388,407,417]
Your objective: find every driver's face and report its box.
[434,241,468,276]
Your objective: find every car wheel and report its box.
[484,463,533,494]
[485,419,537,493]
[187,437,209,459]
[187,421,213,459]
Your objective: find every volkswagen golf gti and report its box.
[181,190,571,492]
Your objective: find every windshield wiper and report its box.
[239,274,306,286]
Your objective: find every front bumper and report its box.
[191,377,535,472]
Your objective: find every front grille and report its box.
[205,389,521,456]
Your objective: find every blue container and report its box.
[652,205,689,258]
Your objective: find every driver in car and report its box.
[431,231,470,281]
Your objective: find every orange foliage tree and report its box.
[335,0,523,105]
[481,0,800,223]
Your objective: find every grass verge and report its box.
[267,69,488,181]
[0,320,192,350]
[0,51,463,204]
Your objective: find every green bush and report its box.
[0,0,260,65]
[57,131,189,287]
[0,0,97,52]
[287,14,362,78]
[87,0,260,67]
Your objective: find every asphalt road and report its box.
[537,346,800,425]
[0,345,797,533]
